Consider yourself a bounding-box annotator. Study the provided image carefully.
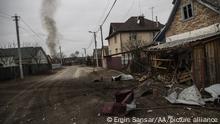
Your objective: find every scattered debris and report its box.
[27,118,32,122]
[134,80,153,98]
[101,102,126,116]
[112,74,134,81]
[147,110,153,113]
[126,100,136,112]
[186,107,192,111]
[165,85,205,106]
[177,71,192,84]
[101,89,136,115]
[138,75,148,82]
[204,84,220,102]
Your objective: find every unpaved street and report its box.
[1,66,220,124]
[0,66,136,124]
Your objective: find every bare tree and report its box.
[123,39,149,72]
[124,39,146,60]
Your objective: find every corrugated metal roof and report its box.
[148,31,220,51]
[0,47,45,59]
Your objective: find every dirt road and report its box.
[1,66,219,124]
[0,66,136,124]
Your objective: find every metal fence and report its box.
[0,64,51,80]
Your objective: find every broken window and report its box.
[129,33,137,41]
[182,3,193,20]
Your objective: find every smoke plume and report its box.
[41,0,59,56]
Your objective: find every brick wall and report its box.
[166,0,220,37]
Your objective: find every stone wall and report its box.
[166,0,220,37]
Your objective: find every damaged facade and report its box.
[147,0,220,89]
[105,16,163,70]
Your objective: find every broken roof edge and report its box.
[197,0,220,14]
[153,0,220,43]
[147,31,220,51]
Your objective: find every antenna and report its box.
[150,7,154,21]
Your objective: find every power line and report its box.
[150,7,155,21]
[0,14,11,20]
[101,0,118,26]
[20,17,45,42]
[97,0,111,25]
[19,26,42,43]
[122,0,135,20]
[0,12,11,17]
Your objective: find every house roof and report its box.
[198,0,220,14]
[0,47,46,59]
[154,0,220,42]
[148,31,220,51]
[106,16,164,40]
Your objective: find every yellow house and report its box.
[105,16,163,70]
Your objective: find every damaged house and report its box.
[105,16,163,71]
[147,0,220,89]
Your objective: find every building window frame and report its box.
[129,32,137,41]
[181,2,194,21]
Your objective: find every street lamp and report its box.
[89,31,99,67]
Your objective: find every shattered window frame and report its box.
[181,2,194,20]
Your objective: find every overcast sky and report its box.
[0,0,173,56]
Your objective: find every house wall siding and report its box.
[205,39,220,85]
[166,0,220,37]
[108,34,121,57]
[108,32,155,57]
[193,38,220,89]
[120,32,154,52]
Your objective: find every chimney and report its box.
[137,15,145,25]
[156,16,159,27]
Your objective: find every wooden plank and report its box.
[205,41,216,85]
[214,40,220,83]
[179,77,192,83]
[152,66,167,70]
[193,45,205,89]
[152,59,174,61]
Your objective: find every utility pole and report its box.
[100,25,104,49]
[12,14,24,79]
[59,46,63,65]
[150,7,154,21]
[82,48,87,61]
[100,25,104,67]
[89,31,98,67]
